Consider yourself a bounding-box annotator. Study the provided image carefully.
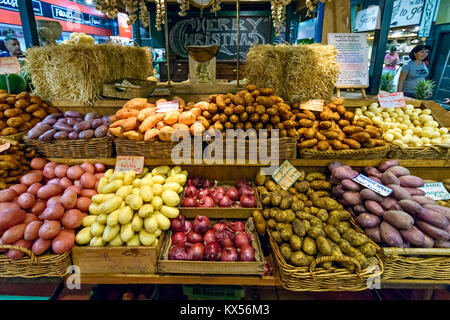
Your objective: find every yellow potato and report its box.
[139,230,156,246]
[102,225,120,242]
[154,212,170,230]
[140,177,153,186]
[97,177,109,193]
[163,182,181,192]
[107,208,120,226]
[90,222,105,237]
[140,185,153,202]
[102,180,124,194]
[116,185,133,198]
[89,236,105,247]
[152,175,165,185]
[96,213,108,225]
[152,184,163,196]
[151,196,163,210]
[144,216,159,233]
[75,227,93,245]
[109,234,123,247]
[131,215,144,232]
[126,234,140,246]
[123,170,136,185]
[89,203,102,215]
[109,172,125,181]
[104,169,114,178]
[138,204,154,218]
[151,166,170,176]
[100,196,122,214]
[82,215,97,227]
[125,194,143,210]
[92,193,115,204]
[166,174,187,185]
[120,223,134,242]
[132,178,141,188]
[160,205,179,219]
[118,206,133,225]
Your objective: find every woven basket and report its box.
[103,79,157,99]
[0,245,71,278]
[387,144,450,159]
[268,231,384,291]
[381,248,450,281]
[299,144,391,159]
[24,136,113,158]
[114,138,202,160]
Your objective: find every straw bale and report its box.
[25,43,152,104]
[245,44,339,103]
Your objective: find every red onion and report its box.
[220,247,238,262]
[182,220,192,234]
[198,188,210,199]
[235,179,250,190]
[226,187,240,201]
[188,177,200,187]
[168,246,188,260]
[193,215,210,234]
[182,197,197,207]
[239,185,254,196]
[203,229,216,244]
[171,215,185,232]
[204,241,221,261]
[219,195,232,207]
[185,185,198,198]
[216,230,234,248]
[187,243,204,261]
[239,244,255,261]
[186,231,202,244]
[201,178,211,189]
[214,186,226,194]
[240,194,257,208]
[212,223,226,233]
[171,232,187,246]
[227,221,245,233]
[198,196,214,208]
[234,232,251,248]
[211,190,224,204]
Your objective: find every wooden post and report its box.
[17,0,39,48]
[321,0,350,44]
[164,0,171,86]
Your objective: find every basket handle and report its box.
[114,85,127,93]
[309,255,361,274]
[0,244,37,263]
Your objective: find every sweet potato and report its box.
[434,240,450,248]
[416,220,449,240]
[179,111,196,126]
[116,108,139,119]
[159,126,174,141]
[109,127,123,137]
[137,107,156,121]
[144,128,160,141]
[355,213,380,228]
[378,160,400,172]
[123,98,147,110]
[380,221,403,247]
[1,223,26,244]
[7,239,32,260]
[365,227,382,243]
[0,208,25,230]
[403,187,425,196]
[52,230,75,254]
[400,226,425,246]
[398,199,422,215]
[411,196,435,206]
[398,175,425,188]
[31,238,51,255]
[360,189,383,202]
[24,221,43,241]
[120,117,138,132]
[416,207,449,229]
[383,210,414,230]
[388,184,411,201]
[331,166,359,180]
[123,130,144,141]
[423,204,450,221]
[364,200,384,217]
[381,172,400,186]
[385,166,410,177]
[343,191,362,206]
[163,111,180,125]
[139,114,164,132]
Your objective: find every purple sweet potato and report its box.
[415,220,449,240]
[378,160,399,172]
[38,129,56,141]
[353,204,367,215]
[383,210,414,230]
[64,111,83,118]
[398,175,425,188]
[365,227,382,243]
[328,162,345,171]
[332,185,345,198]
[342,191,362,206]
[380,221,404,247]
[381,172,400,186]
[417,207,449,229]
[331,166,359,180]
[387,184,411,201]
[411,196,435,206]
[363,167,382,179]
[385,166,411,177]
[398,199,423,216]
[399,226,425,246]
[423,204,450,221]
[356,213,380,228]
[380,197,399,211]
[421,234,435,248]
[360,188,383,202]
[341,179,361,191]
[403,187,425,196]
[364,200,384,217]
[368,176,382,184]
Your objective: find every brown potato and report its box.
[203,110,212,119]
[260,114,270,123]
[270,115,280,125]
[249,113,260,123]
[224,122,234,129]
[351,132,371,143]
[4,108,21,118]
[6,116,25,128]
[32,108,47,119]
[287,128,299,138]
[318,121,333,130]
[234,105,245,114]
[336,105,346,116]
[342,125,364,135]
[320,130,339,140]
[343,138,361,149]
[246,105,255,114]
[266,107,277,116]
[235,123,244,129]
[317,140,330,151]
[254,123,264,130]
[224,107,234,116]
[329,140,345,150]
[255,105,266,115]
[280,129,287,138]
[298,119,314,128]
[207,103,218,114]
[229,114,239,124]
[244,122,253,130]
[219,114,228,124]
[239,112,249,122]
[1,127,17,136]
[362,139,377,148]
[304,127,317,139]
[344,111,355,122]
[299,138,318,148]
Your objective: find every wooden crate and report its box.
[178,181,262,219]
[158,218,264,275]
[71,233,164,274]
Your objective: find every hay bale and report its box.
[25,44,152,104]
[244,44,339,103]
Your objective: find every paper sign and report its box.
[352,174,393,197]
[0,57,20,75]
[272,160,302,190]
[418,182,450,201]
[156,101,179,113]
[300,99,324,112]
[378,92,407,108]
[0,142,10,153]
[115,156,145,174]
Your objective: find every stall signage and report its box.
[0,0,42,15]
[115,156,145,174]
[272,160,302,191]
[419,182,450,200]
[0,142,10,153]
[353,6,379,32]
[377,92,407,108]
[156,101,179,113]
[352,174,393,197]
[391,0,424,28]
[300,99,324,112]
[0,57,20,75]
[418,0,439,37]
[51,5,83,24]
[328,33,369,87]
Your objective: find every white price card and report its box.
[0,57,20,75]
[156,100,179,113]
[0,142,10,153]
[377,92,407,108]
[272,160,302,191]
[299,99,324,112]
[418,182,450,201]
[115,156,145,174]
[352,174,393,197]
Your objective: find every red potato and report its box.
[0,189,17,202]
[54,164,69,178]
[46,196,61,207]
[37,184,62,200]
[31,200,46,215]
[61,209,87,229]
[31,238,51,256]
[80,173,96,189]
[80,162,95,174]
[30,158,47,170]
[94,173,104,180]
[7,239,32,260]
[59,177,73,189]
[20,172,43,186]
[23,213,38,224]
[40,203,65,220]
[38,220,61,240]
[47,178,60,185]
[66,165,84,180]
[24,221,43,241]
[9,184,27,195]
[1,223,27,244]
[66,185,81,195]
[27,183,43,196]
[0,208,26,230]
[0,238,6,253]
[0,202,20,212]
[76,197,91,212]
[94,180,99,191]
[43,162,58,179]
[94,163,105,173]
[52,230,75,254]
[80,189,97,198]
[59,190,77,210]
[74,180,81,188]
[17,192,35,210]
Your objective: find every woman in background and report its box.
[397,45,431,98]
[383,46,399,75]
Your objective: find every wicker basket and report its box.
[387,144,450,159]
[1,131,26,142]
[114,138,202,160]
[0,245,71,278]
[381,248,450,281]
[299,144,391,159]
[102,79,157,99]
[24,136,113,158]
[268,231,384,291]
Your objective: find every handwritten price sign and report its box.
[115,156,145,174]
[0,57,20,75]
[378,92,407,108]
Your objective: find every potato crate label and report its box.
[272,160,302,190]
[418,182,450,201]
[156,100,179,113]
[115,156,145,174]
[0,57,20,75]
[0,142,10,153]
[377,92,407,108]
[352,174,393,197]
[300,99,324,112]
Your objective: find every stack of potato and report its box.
[255,171,378,270]
[0,90,59,136]
[0,139,35,189]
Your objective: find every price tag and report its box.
[156,100,179,113]
[0,57,20,75]
[352,174,393,197]
[115,156,145,174]
[0,141,10,153]
[299,99,324,112]
[377,92,407,108]
[272,160,302,190]
[418,182,450,201]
